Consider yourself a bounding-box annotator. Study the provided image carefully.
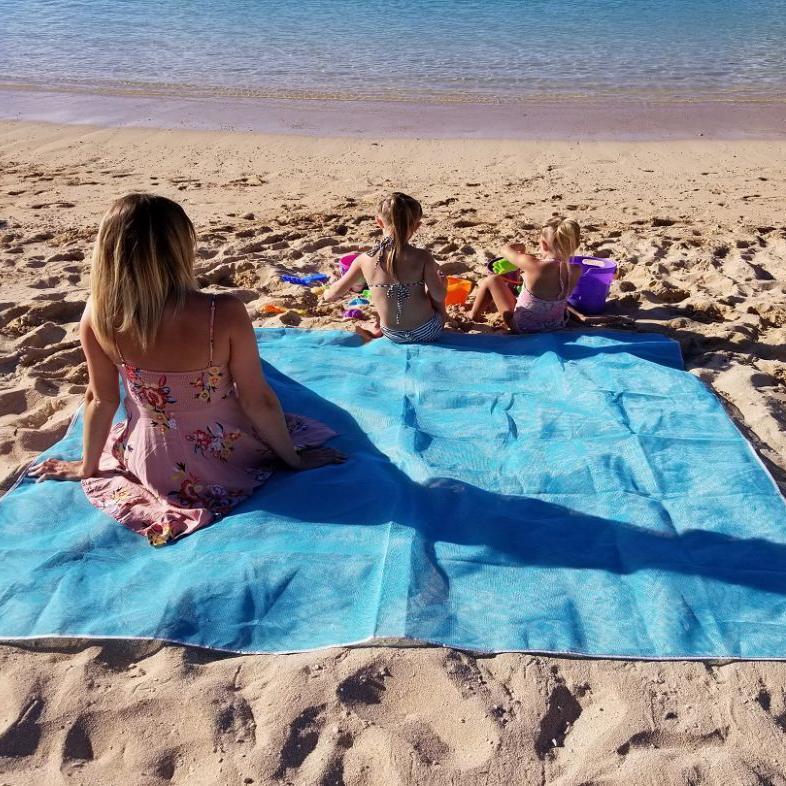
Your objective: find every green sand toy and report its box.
[491,257,517,275]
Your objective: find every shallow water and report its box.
[2,0,786,102]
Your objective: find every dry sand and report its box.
[1,120,785,785]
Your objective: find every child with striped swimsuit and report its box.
[323,192,446,344]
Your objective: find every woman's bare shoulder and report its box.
[182,291,249,332]
[212,292,249,324]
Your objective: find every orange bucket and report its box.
[445,276,472,306]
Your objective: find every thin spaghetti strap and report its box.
[113,334,126,366]
[208,295,216,366]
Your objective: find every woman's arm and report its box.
[80,307,121,476]
[226,298,344,470]
[29,304,120,481]
[322,255,365,302]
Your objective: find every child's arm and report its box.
[322,255,365,302]
[501,242,539,273]
[423,254,447,316]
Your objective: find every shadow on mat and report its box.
[222,360,786,597]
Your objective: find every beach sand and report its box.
[1,120,785,784]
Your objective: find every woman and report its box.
[30,194,344,546]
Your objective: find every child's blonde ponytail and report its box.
[542,217,581,263]
[377,192,423,280]
[541,217,581,297]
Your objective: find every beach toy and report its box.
[337,253,367,293]
[445,276,472,306]
[491,257,517,275]
[338,253,359,276]
[568,256,617,315]
[486,257,521,284]
[347,297,370,307]
[261,303,309,317]
[280,272,329,287]
[343,308,365,319]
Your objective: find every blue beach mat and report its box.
[2,328,786,659]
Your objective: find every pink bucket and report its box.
[338,253,359,276]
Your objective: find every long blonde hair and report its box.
[541,217,581,296]
[90,193,197,352]
[374,192,423,280]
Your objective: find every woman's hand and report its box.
[292,447,347,470]
[28,458,88,482]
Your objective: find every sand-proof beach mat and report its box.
[2,328,786,658]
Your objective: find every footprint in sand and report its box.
[61,716,95,771]
[535,683,585,760]
[45,249,85,263]
[756,686,786,732]
[216,694,257,746]
[274,704,327,779]
[0,681,44,758]
[0,387,29,417]
[30,275,63,290]
[336,653,501,774]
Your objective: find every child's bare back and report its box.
[361,245,442,331]
[323,192,446,344]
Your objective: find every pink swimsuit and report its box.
[511,260,570,333]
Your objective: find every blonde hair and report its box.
[540,217,581,297]
[376,192,423,279]
[541,217,581,263]
[90,193,197,353]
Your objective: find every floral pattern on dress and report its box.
[168,462,245,517]
[126,366,177,431]
[110,422,133,469]
[185,422,242,462]
[146,515,189,548]
[101,486,148,520]
[190,366,224,403]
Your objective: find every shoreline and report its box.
[2,85,786,140]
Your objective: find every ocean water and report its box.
[1,0,786,102]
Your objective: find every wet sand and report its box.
[2,86,786,139]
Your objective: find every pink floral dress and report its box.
[81,299,336,546]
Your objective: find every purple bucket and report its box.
[568,256,617,315]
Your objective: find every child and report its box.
[323,192,446,344]
[469,218,582,333]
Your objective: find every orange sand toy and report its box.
[445,276,472,306]
[261,303,287,315]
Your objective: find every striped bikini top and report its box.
[368,236,425,326]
